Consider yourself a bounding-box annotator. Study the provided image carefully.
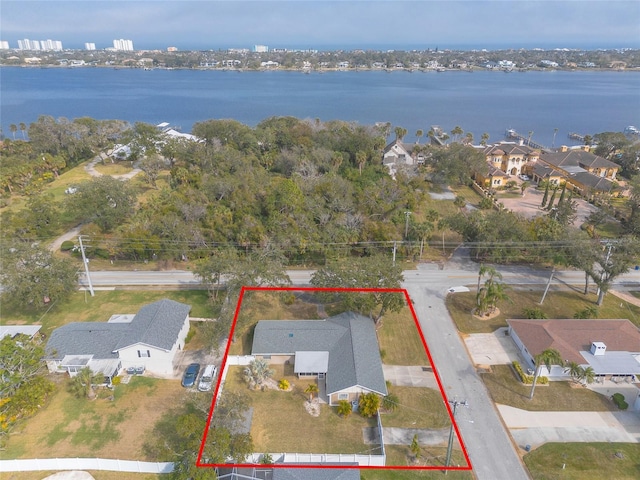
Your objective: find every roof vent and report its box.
[590,342,606,356]
[288,333,293,338]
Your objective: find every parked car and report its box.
[198,364,218,392]
[519,174,530,181]
[181,363,200,388]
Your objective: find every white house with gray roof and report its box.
[251,312,387,406]
[45,299,191,380]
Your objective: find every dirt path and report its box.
[48,225,82,252]
[84,154,142,180]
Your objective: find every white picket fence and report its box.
[0,458,174,473]
[245,452,385,467]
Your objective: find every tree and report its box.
[304,383,319,402]
[69,367,103,399]
[581,366,596,385]
[356,150,367,175]
[382,392,399,412]
[243,359,274,390]
[426,143,488,186]
[139,154,166,189]
[9,124,17,140]
[540,183,550,208]
[451,125,464,143]
[394,126,407,141]
[415,129,423,144]
[546,186,558,211]
[66,175,136,232]
[583,238,640,305]
[310,254,404,325]
[520,181,530,196]
[480,132,490,146]
[19,123,27,140]
[564,361,583,384]
[410,434,420,460]
[0,242,78,309]
[529,348,563,400]
[358,392,381,417]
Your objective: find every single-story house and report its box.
[44,299,191,381]
[251,312,388,406]
[507,319,640,378]
[1,325,42,339]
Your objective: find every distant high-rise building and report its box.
[40,39,63,51]
[0,41,9,50]
[113,39,134,51]
[18,39,41,50]
[254,44,269,53]
[85,42,96,51]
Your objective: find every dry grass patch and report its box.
[93,162,136,175]
[481,365,614,412]
[370,445,471,479]
[222,365,377,454]
[1,376,185,461]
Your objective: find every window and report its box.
[138,350,150,358]
[338,393,349,400]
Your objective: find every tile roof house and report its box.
[507,319,640,378]
[45,299,191,380]
[538,148,619,194]
[251,312,388,406]
[480,143,540,177]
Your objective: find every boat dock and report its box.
[568,132,585,141]
[504,129,549,151]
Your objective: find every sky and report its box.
[2,0,639,51]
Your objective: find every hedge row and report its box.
[512,361,549,385]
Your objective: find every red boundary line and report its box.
[196,285,472,472]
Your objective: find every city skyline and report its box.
[1,1,639,51]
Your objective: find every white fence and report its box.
[226,355,256,366]
[0,458,174,473]
[245,452,386,467]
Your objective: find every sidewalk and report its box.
[609,289,640,307]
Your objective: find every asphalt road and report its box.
[79,262,640,479]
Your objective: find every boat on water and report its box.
[624,126,639,135]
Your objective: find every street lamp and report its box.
[404,211,412,240]
[445,399,468,472]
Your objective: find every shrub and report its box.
[512,361,548,385]
[111,376,121,386]
[278,379,290,390]
[479,197,493,209]
[337,400,352,418]
[612,393,628,410]
[280,292,296,305]
[60,240,75,252]
[523,307,548,319]
[358,392,381,417]
[573,306,598,319]
[260,453,273,464]
[184,326,196,344]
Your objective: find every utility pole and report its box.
[78,235,95,297]
[539,266,555,305]
[445,399,468,473]
[392,241,397,265]
[404,211,412,240]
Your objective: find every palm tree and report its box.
[480,132,490,146]
[476,265,501,299]
[394,126,407,142]
[529,348,563,399]
[19,122,27,140]
[9,124,17,140]
[520,181,530,196]
[581,366,596,385]
[304,382,319,402]
[243,359,275,390]
[485,281,510,314]
[415,129,423,144]
[356,150,367,176]
[451,125,464,143]
[70,366,103,399]
[564,361,583,383]
[337,399,352,418]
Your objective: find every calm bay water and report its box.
[1,67,639,147]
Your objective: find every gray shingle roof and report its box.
[273,468,361,480]
[45,299,191,359]
[252,312,387,397]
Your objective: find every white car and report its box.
[519,174,530,181]
[198,364,218,392]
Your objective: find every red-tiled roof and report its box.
[507,319,640,364]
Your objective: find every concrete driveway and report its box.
[383,365,439,389]
[498,404,640,448]
[463,327,523,366]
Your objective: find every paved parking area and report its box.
[463,327,522,366]
[382,365,439,389]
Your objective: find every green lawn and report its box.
[482,365,614,412]
[377,307,430,365]
[524,443,640,480]
[447,290,640,334]
[223,365,378,454]
[1,289,211,336]
[381,387,450,430]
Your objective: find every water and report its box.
[1,67,638,147]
